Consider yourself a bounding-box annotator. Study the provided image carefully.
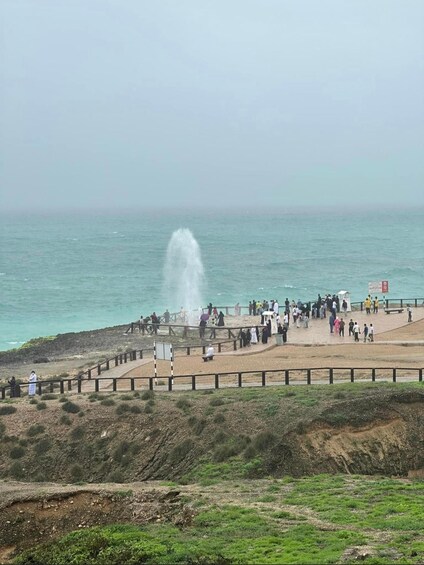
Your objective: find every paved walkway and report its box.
[81,307,424,390]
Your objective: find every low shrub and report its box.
[62,401,81,414]
[170,439,195,463]
[70,464,84,482]
[100,398,115,406]
[130,405,142,414]
[116,404,130,415]
[176,398,191,411]
[41,393,58,400]
[213,413,226,424]
[9,461,25,479]
[34,438,52,455]
[141,390,154,401]
[70,425,85,440]
[253,431,276,452]
[209,397,225,407]
[26,424,45,437]
[36,402,47,410]
[10,446,26,459]
[0,405,17,415]
[60,415,72,425]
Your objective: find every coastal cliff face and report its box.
[1,384,424,563]
[0,385,423,484]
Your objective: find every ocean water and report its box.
[1,207,423,351]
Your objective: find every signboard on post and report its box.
[153,342,174,385]
[155,342,173,361]
[368,280,389,294]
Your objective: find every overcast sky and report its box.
[1,0,423,211]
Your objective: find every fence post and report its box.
[1,387,5,399]
[50,382,54,393]
[115,356,119,367]
[130,378,135,391]
[372,368,376,382]
[77,379,82,393]
[97,364,101,376]
[168,377,173,392]
[329,368,333,384]
[215,374,219,389]
[233,340,237,351]
[238,373,242,388]
[95,380,99,393]
[124,353,127,363]
[218,343,222,353]
[307,369,311,385]
[88,368,92,379]
[187,347,190,356]
[113,379,117,392]
[192,376,196,391]
[392,369,397,383]
[350,368,354,383]
[285,370,289,385]
[60,381,64,394]
[261,371,266,387]
[140,350,143,360]
[149,377,153,391]
[419,369,423,382]
[68,380,72,391]
[37,382,42,395]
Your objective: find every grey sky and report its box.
[1,0,423,211]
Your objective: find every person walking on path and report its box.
[353,322,360,342]
[339,318,345,337]
[217,311,225,326]
[407,305,413,322]
[363,323,369,343]
[368,324,374,342]
[28,370,37,397]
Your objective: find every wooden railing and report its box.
[125,299,424,333]
[2,366,423,399]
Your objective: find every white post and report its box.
[170,343,174,385]
[154,341,158,385]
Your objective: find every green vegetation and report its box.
[0,405,17,415]
[61,401,81,414]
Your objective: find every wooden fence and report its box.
[125,298,424,333]
[2,366,423,399]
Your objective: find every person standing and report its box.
[339,318,345,337]
[407,305,412,322]
[250,326,258,344]
[373,297,379,313]
[28,371,37,397]
[329,313,335,333]
[368,324,374,342]
[217,311,225,326]
[8,376,17,398]
[348,319,354,337]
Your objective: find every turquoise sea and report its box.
[1,207,423,351]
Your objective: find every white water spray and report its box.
[162,229,205,324]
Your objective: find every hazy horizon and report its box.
[1,0,423,211]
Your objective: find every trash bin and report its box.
[275,333,284,346]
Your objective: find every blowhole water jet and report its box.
[162,229,205,325]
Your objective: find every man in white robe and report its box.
[28,370,37,397]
